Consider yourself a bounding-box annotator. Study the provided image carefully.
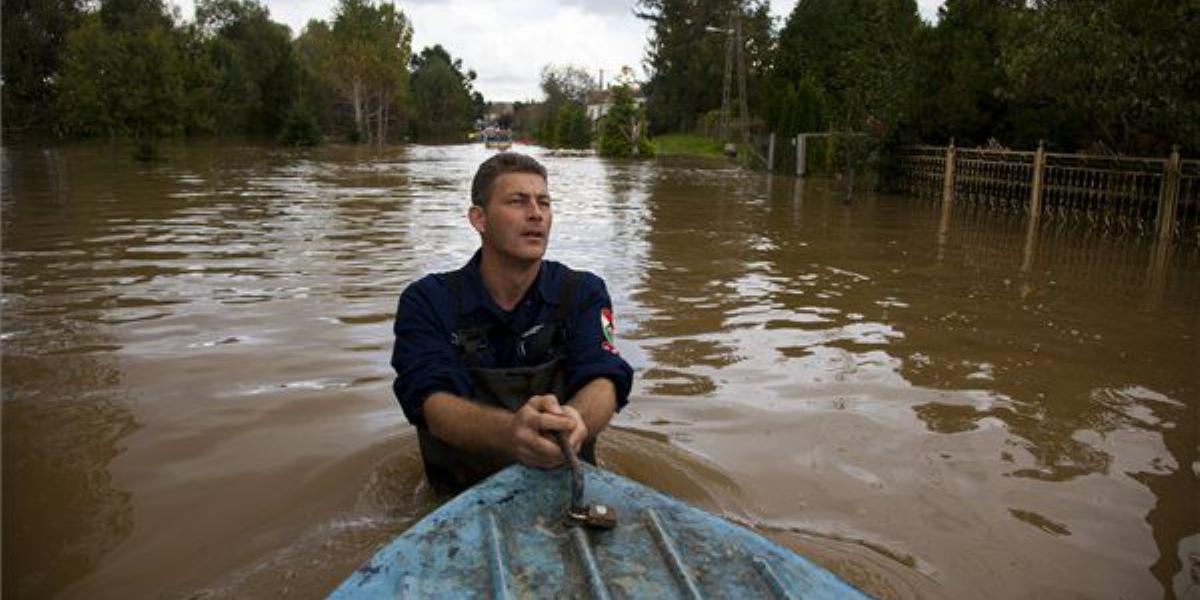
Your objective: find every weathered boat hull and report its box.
[329,464,870,599]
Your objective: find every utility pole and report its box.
[735,13,749,144]
[715,6,749,145]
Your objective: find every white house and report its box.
[585,87,647,127]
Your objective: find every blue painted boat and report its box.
[329,462,870,598]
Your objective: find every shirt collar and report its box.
[458,249,555,315]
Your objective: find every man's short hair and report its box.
[471,152,548,207]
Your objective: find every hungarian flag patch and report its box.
[600,308,618,354]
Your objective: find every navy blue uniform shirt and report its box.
[391,250,634,428]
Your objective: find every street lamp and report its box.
[706,13,748,147]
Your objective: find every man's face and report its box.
[470,172,552,263]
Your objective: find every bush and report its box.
[279,104,322,146]
[598,84,650,158]
[554,102,591,149]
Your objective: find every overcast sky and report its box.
[171,0,945,102]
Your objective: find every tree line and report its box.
[637,0,1199,157]
[2,0,484,146]
[11,0,1190,159]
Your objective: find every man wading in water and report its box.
[390,152,634,493]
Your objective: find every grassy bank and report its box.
[650,133,726,157]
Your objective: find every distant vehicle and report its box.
[482,126,513,150]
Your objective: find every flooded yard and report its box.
[2,141,1196,599]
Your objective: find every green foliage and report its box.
[636,0,772,134]
[56,13,190,140]
[825,133,881,175]
[541,65,594,106]
[1,0,83,133]
[16,0,1193,158]
[54,16,108,137]
[174,26,220,135]
[902,0,1198,154]
[537,120,558,148]
[599,85,651,158]
[554,102,592,149]
[511,102,546,141]
[293,20,340,135]
[46,0,295,142]
[761,76,827,137]
[907,0,1017,146]
[536,64,595,147]
[695,110,722,138]
[775,0,922,131]
[197,0,299,136]
[279,103,322,146]
[328,0,412,143]
[639,136,657,157]
[99,0,174,32]
[5,0,425,145]
[1001,0,1199,154]
[408,44,477,142]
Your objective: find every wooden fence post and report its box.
[1022,142,1047,274]
[796,135,807,178]
[942,139,956,206]
[1156,146,1182,240]
[1028,140,1046,221]
[767,133,775,172]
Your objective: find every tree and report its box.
[99,0,174,32]
[541,64,594,106]
[197,0,298,136]
[554,102,592,149]
[12,0,430,146]
[328,0,412,143]
[907,0,1018,146]
[511,101,545,140]
[56,9,191,144]
[599,84,652,157]
[294,20,340,135]
[408,44,477,141]
[637,0,772,134]
[537,64,595,146]
[365,2,412,143]
[1001,0,1199,154]
[761,75,827,138]
[774,0,922,131]
[1,0,84,134]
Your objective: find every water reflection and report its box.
[1,147,146,599]
[2,392,137,598]
[627,163,1196,597]
[1,149,143,596]
[629,160,771,396]
[905,194,1197,597]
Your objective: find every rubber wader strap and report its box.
[557,267,578,328]
[445,269,464,312]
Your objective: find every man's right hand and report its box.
[508,394,576,469]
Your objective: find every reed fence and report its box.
[899,143,1199,244]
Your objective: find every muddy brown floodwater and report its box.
[2,141,1197,599]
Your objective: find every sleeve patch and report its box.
[600,308,618,354]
